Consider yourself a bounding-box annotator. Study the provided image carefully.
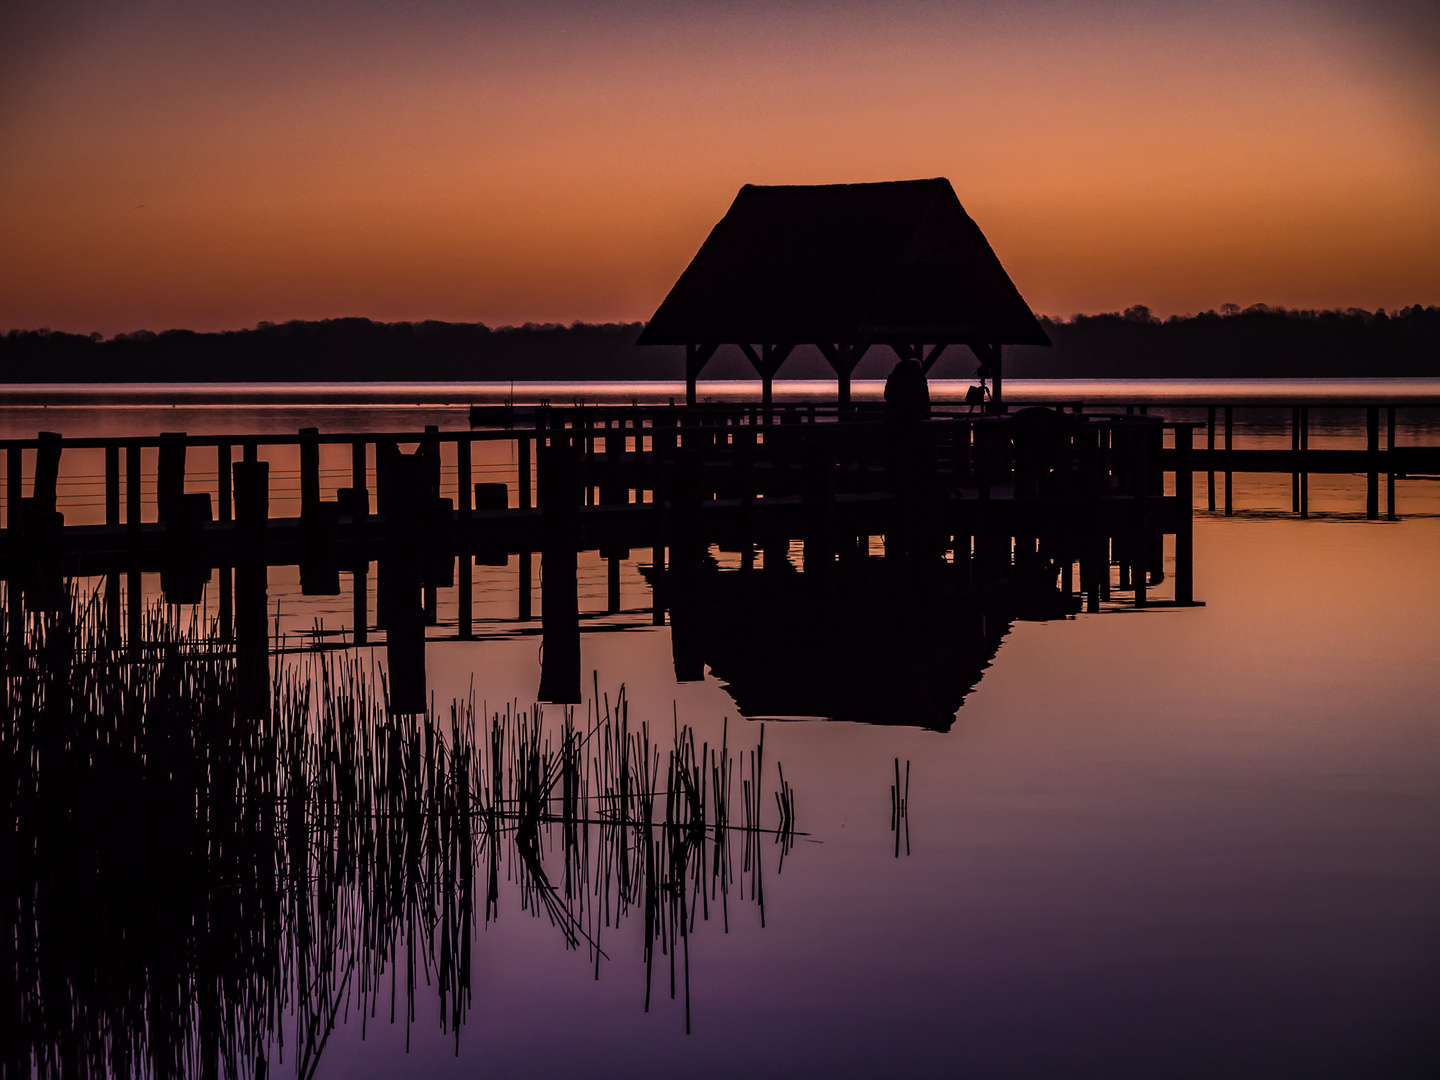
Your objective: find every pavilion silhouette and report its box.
[637,178,1051,406]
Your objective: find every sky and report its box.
[1,0,1437,336]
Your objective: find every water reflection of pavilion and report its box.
[656,556,1015,731]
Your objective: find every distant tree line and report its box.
[1,305,1436,383]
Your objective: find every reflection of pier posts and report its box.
[538,440,581,702]
[378,451,428,714]
[233,460,270,719]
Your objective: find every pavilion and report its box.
[636,178,1050,408]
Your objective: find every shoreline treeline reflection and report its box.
[2,587,796,1078]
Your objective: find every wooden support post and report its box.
[518,551,532,621]
[1296,406,1307,515]
[518,433,532,510]
[458,436,472,639]
[1223,407,1233,516]
[6,445,20,531]
[1134,431,1148,608]
[1299,406,1309,519]
[685,344,718,407]
[127,443,142,532]
[1206,406,1216,511]
[105,445,120,526]
[1175,425,1193,605]
[1387,406,1397,521]
[299,427,321,517]
[243,441,257,464]
[1366,406,1380,520]
[217,443,231,522]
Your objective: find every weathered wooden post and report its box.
[5,444,20,532]
[1206,406,1216,512]
[1366,406,1380,520]
[1175,424,1194,605]
[217,443,231,522]
[457,435,472,639]
[299,427,321,518]
[1387,406,1397,521]
[1223,407,1234,516]
[105,445,120,526]
[1133,427,1148,608]
[1291,407,1301,514]
[1299,406,1310,519]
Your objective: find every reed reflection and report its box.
[2,586,797,1078]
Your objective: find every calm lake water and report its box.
[6,380,1439,1078]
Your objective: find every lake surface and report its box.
[5,380,1439,1078]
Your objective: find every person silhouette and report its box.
[884,357,930,424]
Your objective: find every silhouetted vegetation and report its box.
[1,305,1436,383]
[3,587,795,1077]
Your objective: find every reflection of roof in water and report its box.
[637,179,1051,348]
[657,559,1015,732]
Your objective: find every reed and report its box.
[2,582,799,1078]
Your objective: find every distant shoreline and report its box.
[3,307,1437,383]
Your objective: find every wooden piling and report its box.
[1175,424,1193,605]
[1387,406,1397,521]
[299,427,321,517]
[6,446,20,531]
[217,443,231,522]
[1223,406,1233,516]
[1206,405,1216,511]
[1299,406,1309,519]
[1366,406,1380,520]
[105,445,120,526]
[458,436,473,638]
[1291,407,1301,514]
[126,444,142,533]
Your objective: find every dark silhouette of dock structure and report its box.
[636,179,1052,407]
[1,403,1204,720]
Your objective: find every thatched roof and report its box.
[637,178,1049,348]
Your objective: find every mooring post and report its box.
[1366,406,1380,520]
[217,443,232,522]
[299,427,321,518]
[1175,424,1194,605]
[1386,406,1397,521]
[1299,406,1309,519]
[1134,430,1148,608]
[1206,406,1216,511]
[518,431,532,510]
[126,443,142,534]
[457,435,473,639]
[6,445,20,531]
[1223,407,1233,516]
[1296,408,1307,521]
[105,445,120,526]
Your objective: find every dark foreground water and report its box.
[5,380,1439,1078]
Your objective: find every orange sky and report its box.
[2,0,1437,336]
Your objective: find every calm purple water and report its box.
[6,381,1439,1078]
